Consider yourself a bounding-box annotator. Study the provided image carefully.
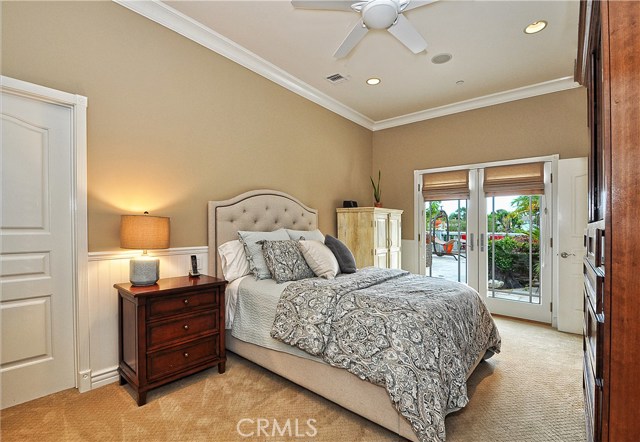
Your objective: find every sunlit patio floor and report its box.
[427,254,541,304]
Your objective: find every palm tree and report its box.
[449,206,467,221]
[510,195,541,227]
[487,209,510,232]
[425,201,441,221]
[449,206,467,232]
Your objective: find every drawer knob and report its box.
[183,299,189,305]
[183,324,189,330]
[184,352,189,358]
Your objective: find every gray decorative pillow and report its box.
[324,235,357,274]
[238,229,290,279]
[261,240,315,283]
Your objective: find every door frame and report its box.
[1,76,90,392]
[413,155,559,324]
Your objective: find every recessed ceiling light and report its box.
[366,77,381,85]
[456,80,464,85]
[524,20,547,34]
[431,53,453,64]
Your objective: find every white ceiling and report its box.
[118,0,580,130]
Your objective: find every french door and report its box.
[420,160,553,323]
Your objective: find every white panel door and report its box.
[556,158,588,334]
[1,91,76,408]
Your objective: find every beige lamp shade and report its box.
[120,215,170,250]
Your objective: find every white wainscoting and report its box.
[87,247,208,389]
[401,239,419,274]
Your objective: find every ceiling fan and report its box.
[291,0,439,58]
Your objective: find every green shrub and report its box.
[488,236,540,288]
[489,237,518,272]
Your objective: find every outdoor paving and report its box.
[427,255,540,304]
[428,254,467,282]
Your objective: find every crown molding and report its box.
[372,76,581,130]
[114,0,375,130]
[114,1,580,132]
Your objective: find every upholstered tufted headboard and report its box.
[208,189,319,278]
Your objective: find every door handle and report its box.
[480,233,484,252]
[560,251,575,259]
[469,233,474,252]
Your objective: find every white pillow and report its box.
[298,240,340,279]
[286,228,325,242]
[218,240,251,282]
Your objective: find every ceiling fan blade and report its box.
[334,19,369,58]
[402,0,440,12]
[291,1,360,11]
[387,14,427,54]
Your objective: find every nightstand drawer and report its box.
[148,290,218,319]
[148,310,218,350]
[147,336,220,381]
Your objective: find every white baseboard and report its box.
[91,366,120,389]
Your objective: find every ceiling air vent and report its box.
[325,73,349,84]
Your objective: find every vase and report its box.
[374,202,382,208]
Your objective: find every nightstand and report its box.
[115,275,226,405]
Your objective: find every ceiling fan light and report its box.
[362,0,399,29]
[524,20,547,34]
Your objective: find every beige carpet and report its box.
[1,317,586,442]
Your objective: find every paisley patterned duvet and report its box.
[271,267,501,442]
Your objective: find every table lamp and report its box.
[120,212,170,286]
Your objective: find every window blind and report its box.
[422,169,470,201]
[483,162,545,197]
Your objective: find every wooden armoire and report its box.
[576,1,640,440]
[336,207,403,270]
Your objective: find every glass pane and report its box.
[486,195,541,304]
[425,199,467,283]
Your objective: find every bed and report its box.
[208,189,500,442]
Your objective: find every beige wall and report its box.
[1,1,372,251]
[2,2,590,250]
[372,88,589,237]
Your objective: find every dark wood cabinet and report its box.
[116,275,226,405]
[576,1,640,440]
